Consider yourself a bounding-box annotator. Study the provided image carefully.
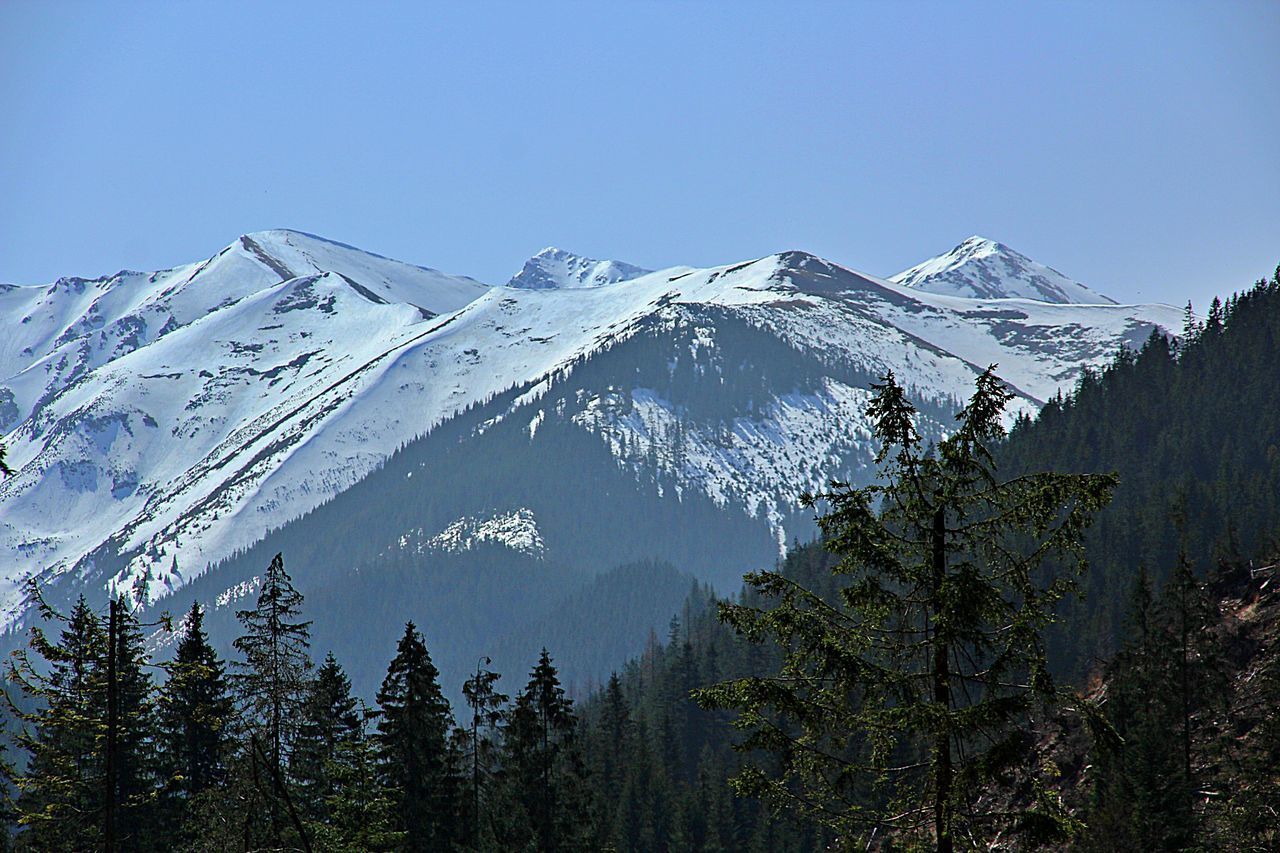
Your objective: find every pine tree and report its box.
[459,655,507,850]
[156,601,234,845]
[103,597,159,849]
[374,621,457,851]
[290,652,361,824]
[310,719,404,852]
[9,595,107,849]
[7,593,161,851]
[698,368,1116,850]
[232,551,312,845]
[594,673,633,809]
[1090,551,1227,850]
[502,648,596,851]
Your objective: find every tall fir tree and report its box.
[1087,554,1227,850]
[309,715,404,853]
[7,593,160,851]
[591,671,633,841]
[458,656,507,850]
[8,595,107,849]
[698,368,1116,850]
[290,652,362,825]
[502,648,596,851]
[374,622,458,852]
[156,601,233,843]
[103,597,159,850]
[232,551,312,846]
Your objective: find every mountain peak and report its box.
[506,248,650,290]
[890,237,1116,304]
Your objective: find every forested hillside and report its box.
[1,267,1276,850]
[1000,268,1280,675]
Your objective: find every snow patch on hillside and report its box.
[573,379,879,552]
[395,508,546,558]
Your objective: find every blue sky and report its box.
[2,1,1276,311]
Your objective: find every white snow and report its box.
[574,379,878,552]
[0,233,1179,630]
[394,508,546,558]
[891,236,1117,305]
[506,247,651,290]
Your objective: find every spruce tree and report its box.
[502,648,595,851]
[290,652,362,824]
[156,601,233,840]
[9,595,107,849]
[7,593,161,851]
[103,597,159,849]
[698,368,1116,850]
[459,656,507,850]
[374,621,457,851]
[310,717,404,852]
[232,551,312,845]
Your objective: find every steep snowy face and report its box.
[0,235,1180,634]
[0,229,491,432]
[505,247,651,290]
[891,236,1116,305]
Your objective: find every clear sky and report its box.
[2,1,1277,312]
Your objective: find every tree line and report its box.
[3,553,595,851]
[3,265,1277,851]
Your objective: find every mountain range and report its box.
[0,231,1181,693]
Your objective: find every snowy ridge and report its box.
[892,236,1116,305]
[0,229,488,432]
[0,233,1179,630]
[394,508,546,558]
[506,247,651,290]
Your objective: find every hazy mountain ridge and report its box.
[0,232,1179,639]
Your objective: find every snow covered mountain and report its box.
[0,233,1179,662]
[892,236,1116,304]
[506,247,651,290]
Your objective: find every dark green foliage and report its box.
[308,725,403,852]
[103,599,159,849]
[374,622,457,851]
[290,653,361,824]
[232,552,312,752]
[458,657,506,850]
[1002,268,1280,675]
[231,551,313,845]
[156,601,233,842]
[500,649,596,851]
[698,368,1115,849]
[9,596,107,848]
[1086,556,1237,851]
[578,544,839,852]
[7,594,161,851]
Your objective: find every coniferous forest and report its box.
[1,267,1279,851]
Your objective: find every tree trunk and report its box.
[931,507,953,853]
[105,598,118,853]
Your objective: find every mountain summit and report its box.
[505,247,651,290]
[0,231,1178,681]
[890,236,1116,304]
